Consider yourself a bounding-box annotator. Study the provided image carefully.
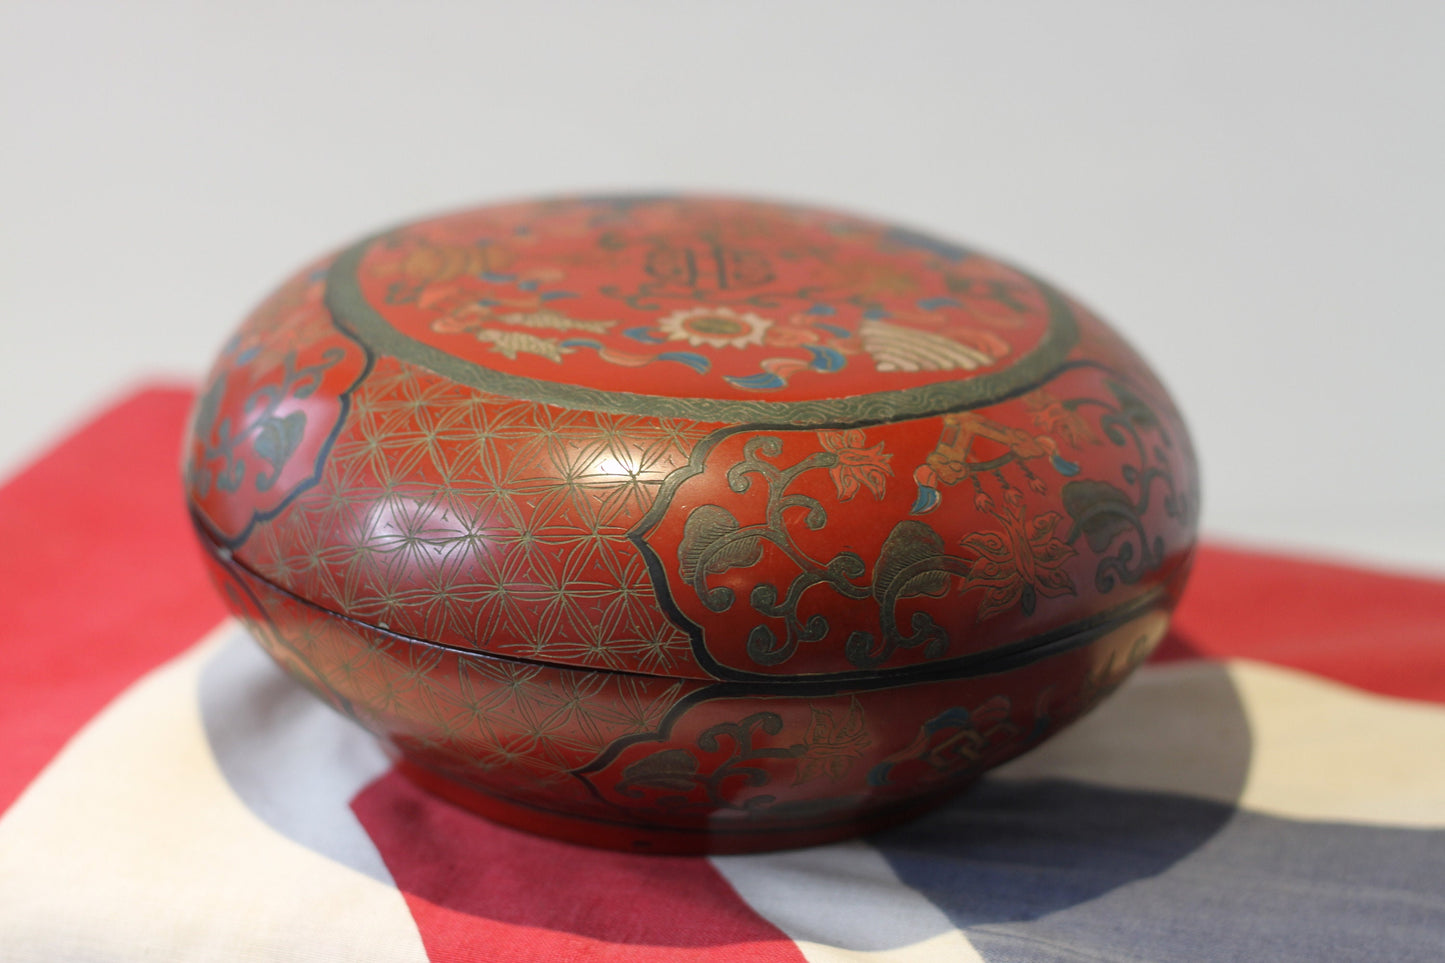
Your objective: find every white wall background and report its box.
[3,1,1442,573]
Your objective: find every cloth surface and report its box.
[0,387,1441,962]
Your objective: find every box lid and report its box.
[185,196,1197,682]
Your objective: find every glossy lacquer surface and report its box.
[186,196,1198,852]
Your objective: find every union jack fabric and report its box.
[1,388,1441,961]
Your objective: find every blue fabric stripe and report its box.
[874,779,1445,962]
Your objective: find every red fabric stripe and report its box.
[352,771,806,963]
[0,388,226,814]
[1160,544,1445,703]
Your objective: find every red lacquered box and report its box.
[185,195,1198,853]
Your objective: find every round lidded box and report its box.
[186,195,1198,853]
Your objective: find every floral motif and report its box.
[614,711,797,812]
[611,699,872,809]
[793,699,870,785]
[656,307,772,349]
[911,411,1081,515]
[961,491,1077,619]
[1023,389,1098,448]
[377,238,516,293]
[1060,381,1195,592]
[673,438,968,671]
[189,349,339,500]
[818,429,892,501]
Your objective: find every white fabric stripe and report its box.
[713,840,986,963]
[1232,659,1445,826]
[995,658,1445,827]
[0,622,430,963]
[197,626,398,883]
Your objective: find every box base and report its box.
[393,757,965,855]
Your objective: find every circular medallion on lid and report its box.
[325,197,1076,423]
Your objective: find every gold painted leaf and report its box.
[677,505,764,582]
[874,520,951,600]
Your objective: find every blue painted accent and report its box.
[884,227,973,262]
[480,272,517,283]
[910,486,941,515]
[516,280,539,292]
[917,296,962,311]
[538,290,576,301]
[725,372,789,391]
[920,706,974,734]
[556,340,708,373]
[235,346,260,365]
[1051,454,1081,476]
[863,307,888,320]
[623,327,667,344]
[814,322,851,339]
[806,303,837,316]
[657,352,711,373]
[805,345,847,372]
[867,707,975,787]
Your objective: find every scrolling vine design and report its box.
[614,699,871,814]
[615,712,796,813]
[675,436,1052,671]
[1059,380,1196,591]
[188,348,346,500]
[667,372,1190,672]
